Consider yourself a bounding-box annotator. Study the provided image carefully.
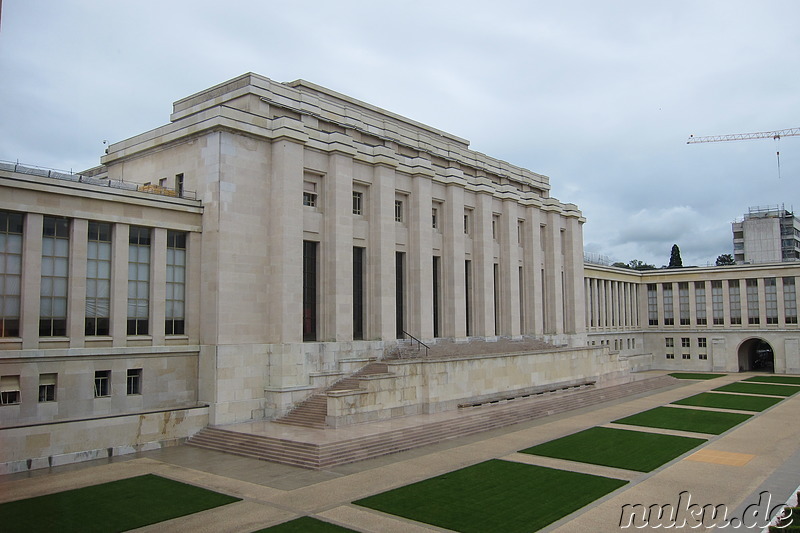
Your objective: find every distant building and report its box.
[732,205,800,264]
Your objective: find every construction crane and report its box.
[686,127,800,178]
[686,127,800,144]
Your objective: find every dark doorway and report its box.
[353,246,364,340]
[738,338,775,372]
[303,241,318,341]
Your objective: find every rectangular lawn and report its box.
[0,474,241,532]
[672,392,783,412]
[669,373,727,380]
[353,459,627,533]
[743,376,800,386]
[519,426,705,472]
[257,516,356,532]
[613,406,751,435]
[713,382,799,397]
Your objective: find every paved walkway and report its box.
[1,371,798,532]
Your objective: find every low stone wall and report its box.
[326,346,629,426]
[0,405,208,475]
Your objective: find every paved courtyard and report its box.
[2,371,798,532]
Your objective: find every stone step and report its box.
[188,375,681,468]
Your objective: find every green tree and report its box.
[716,253,735,266]
[628,259,656,271]
[668,244,683,268]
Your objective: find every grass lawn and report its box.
[669,372,727,380]
[672,392,783,412]
[519,426,705,472]
[743,376,800,386]
[255,516,356,532]
[0,474,241,532]
[353,460,627,533]
[613,406,751,434]
[713,382,799,397]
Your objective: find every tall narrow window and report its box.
[729,280,742,325]
[465,260,472,337]
[711,281,724,325]
[86,222,111,336]
[40,217,69,337]
[395,252,405,339]
[302,241,318,342]
[695,281,707,325]
[519,266,525,330]
[127,368,142,395]
[647,284,658,326]
[394,199,403,223]
[303,181,318,207]
[166,231,186,335]
[94,370,111,397]
[463,210,472,235]
[353,247,364,340]
[746,278,760,325]
[39,373,57,402]
[352,191,363,215]
[678,282,690,325]
[175,173,184,196]
[127,227,151,336]
[432,256,441,338]
[0,211,23,337]
[431,207,439,230]
[662,283,674,326]
[765,278,778,324]
[784,277,797,324]
[493,263,500,335]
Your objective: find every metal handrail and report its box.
[401,330,430,358]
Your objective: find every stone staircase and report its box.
[271,362,390,429]
[187,374,682,469]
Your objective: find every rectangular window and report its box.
[492,215,500,241]
[518,221,524,245]
[303,240,318,342]
[353,247,364,340]
[679,282,690,325]
[431,207,439,230]
[681,337,690,348]
[666,353,675,360]
[463,210,472,235]
[746,278,760,325]
[729,280,742,325]
[396,252,405,339]
[465,260,472,337]
[784,277,797,324]
[39,373,57,402]
[166,231,186,335]
[0,211,23,337]
[86,222,112,336]
[94,370,110,397]
[647,284,658,326]
[699,353,708,360]
[765,278,778,325]
[126,368,142,395]
[665,338,674,348]
[711,280,724,325]
[303,181,317,207]
[0,375,20,405]
[394,199,403,223]
[40,216,70,337]
[175,173,185,196]
[127,227,151,336]
[698,337,707,348]
[433,257,441,338]
[682,353,691,360]
[694,281,707,325]
[352,191,363,215]
[662,283,674,326]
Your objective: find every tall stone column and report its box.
[443,182,467,339]
[110,223,129,346]
[150,228,167,346]
[368,163,398,341]
[408,173,434,339]
[563,214,586,334]
[499,200,521,337]
[473,192,495,336]
[68,219,88,348]
[527,206,544,336]
[521,207,537,335]
[323,152,354,341]
[21,213,43,350]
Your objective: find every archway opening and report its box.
[737,338,775,372]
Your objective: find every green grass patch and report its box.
[669,372,727,380]
[519,426,705,472]
[0,474,241,532]
[353,460,627,533]
[713,382,799,397]
[613,406,751,435]
[255,516,357,532]
[743,376,800,385]
[672,392,783,412]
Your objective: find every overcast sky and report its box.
[2,1,799,267]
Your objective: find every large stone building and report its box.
[1,73,799,473]
[732,205,800,264]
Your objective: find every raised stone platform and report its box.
[187,373,683,469]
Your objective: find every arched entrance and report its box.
[737,338,775,372]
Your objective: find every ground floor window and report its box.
[94,370,111,397]
[127,369,142,395]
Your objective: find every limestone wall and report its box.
[326,347,628,426]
